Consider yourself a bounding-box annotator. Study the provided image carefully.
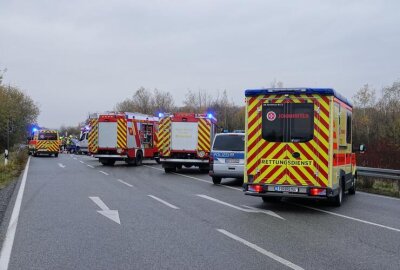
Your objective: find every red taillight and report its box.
[310,188,326,196]
[248,185,263,193]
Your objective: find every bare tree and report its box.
[153,89,175,113]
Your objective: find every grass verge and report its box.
[0,148,29,189]
[358,176,400,198]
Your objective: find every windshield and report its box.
[262,102,314,143]
[213,134,245,151]
[38,132,58,140]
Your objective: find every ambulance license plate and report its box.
[226,158,239,164]
[274,186,298,192]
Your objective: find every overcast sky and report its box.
[1,0,399,128]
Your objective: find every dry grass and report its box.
[358,176,400,198]
[0,148,29,189]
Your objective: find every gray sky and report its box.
[1,0,399,128]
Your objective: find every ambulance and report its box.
[29,129,60,157]
[92,112,159,166]
[157,113,217,173]
[243,88,365,206]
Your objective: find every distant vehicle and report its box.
[66,138,79,153]
[77,129,89,154]
[92,112,159,166]
[209,133,245,184]
[157,113,217,173]
[243,88,365,206]
[28,129,60,157]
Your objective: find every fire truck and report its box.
[243,88,365,206]
[28,129,60,157]
[92,112,159,166]
[157,113,217,173]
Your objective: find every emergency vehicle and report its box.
[28,129,60,157]
[157,113,217,173]
[92,112,159,166]
[243,88,365,206]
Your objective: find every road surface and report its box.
[1,154,399,270]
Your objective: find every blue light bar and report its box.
[244,88,352,107]
[158,112,164,118]
[207,113,213,119]
[32,127,38,132]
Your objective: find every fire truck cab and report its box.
[92,112,159,166]
[243,88,363,206]
[157,113,217,173]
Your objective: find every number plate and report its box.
[274,186,299,192]
[226,158,239,164]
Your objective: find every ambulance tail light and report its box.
[310,188,326,196]
[248,185,264,193]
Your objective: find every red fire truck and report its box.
[157,113,217,173]
[92,112,159,166]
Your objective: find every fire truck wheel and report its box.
[331,181,343,207]
[348,175,356,195]
[135,151,143,166]
[164,167,176,173]
[212,177,221,185]
[262,196,281,203]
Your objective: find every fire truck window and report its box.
[346,111,352,144]
[262,103,285,142]
[288,103,314,143]
[39,132,58,140]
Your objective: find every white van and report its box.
[209,133,245,184]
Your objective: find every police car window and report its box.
[39,132,58,140]
[262,103,314,143]
[262,104,285,142]
[213,135,244,151]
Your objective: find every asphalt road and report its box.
[1,154,399,270]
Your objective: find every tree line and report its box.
[352,80,400,169]
[115,87,245,131]
[0,75,40,152]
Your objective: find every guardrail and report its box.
[357,167,400,180]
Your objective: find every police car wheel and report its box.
[212,177,221,185]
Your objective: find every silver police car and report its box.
[209,133,245,184]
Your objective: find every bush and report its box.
[0,148,29,188]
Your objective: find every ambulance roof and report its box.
[244,88,352,107]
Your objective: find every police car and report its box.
[209,133,245,184]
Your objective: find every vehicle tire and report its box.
[348,175,356,195]
[155,157,161,164]
[33,152,37,157]
[164,167,176,173]
[212,177,222,185]
[331,181,343,207]
[135,151,143,166]
[100,159,115,166]
[55,153,59,158]
[262,196,281,203]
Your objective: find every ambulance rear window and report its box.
[262,103,314,143]
[39,132,58,140]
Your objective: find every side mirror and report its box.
[353,144,366,153]
[359,144,366,153]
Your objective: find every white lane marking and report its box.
[73,157,77,160]
[79,160,85,164]
[291,203,400,233]
[0,157,31,270]
[197,195,284,220]
[148,195,180,209]
[89,197,120,224]
[217,229,304,270]
[99,171,109,175]
[117,179,133,187]
[87,165,94,169]
[358,191,400,202]
[143,165,242,191]
[58,163,66,168]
